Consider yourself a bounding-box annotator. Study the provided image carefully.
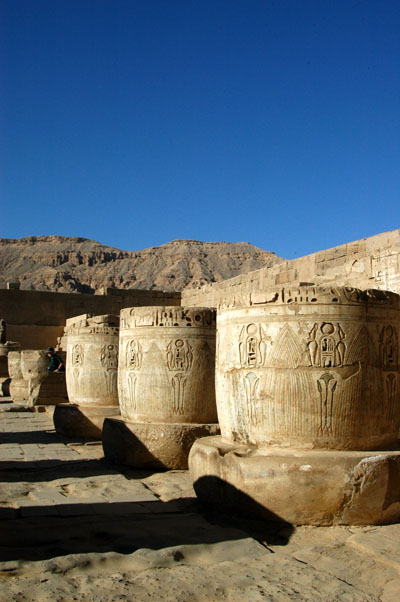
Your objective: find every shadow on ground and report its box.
[0,495,294,563]
[0,458,157,482]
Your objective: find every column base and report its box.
[28,372,68,406]
[189,435,400,526]
[53,403,120,440]
[102,418,220,470]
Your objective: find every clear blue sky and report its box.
[1,0,399,259]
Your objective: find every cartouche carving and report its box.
[379,325,398,370]
[307,322,346,368]
[239,323,266,368]
[126,339,142,370]
[167,339,193,372]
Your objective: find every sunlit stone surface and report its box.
[19,349,67,406]
[103,306,219,469]
[190,286,400,525]
[54,314,120,439]
[8,350,29,403]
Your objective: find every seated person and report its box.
[46,347,65,372]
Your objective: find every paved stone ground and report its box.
[1,399,400,601]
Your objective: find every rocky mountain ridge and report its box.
[0,236,283,294]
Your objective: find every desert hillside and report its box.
[0,236,282,293]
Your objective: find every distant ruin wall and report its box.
[0,288,181,349]
[182,229,400,308]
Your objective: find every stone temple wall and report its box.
[0,288,181,349]
[182,229,400,308]
[2,229,400,348]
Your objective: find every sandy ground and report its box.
[1,401,400,602]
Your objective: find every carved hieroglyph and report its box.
[118,306,217,423]
[216,286,400,450]
[65,314,119,406]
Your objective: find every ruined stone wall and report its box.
[0,288,181,349]
[182,229,400,308]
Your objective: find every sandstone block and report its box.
[102,306,218,469]
[191,286,400,526]
[103,417,220,469]
[118,306,217,424]
[216,286,400,450]
[65,314,119,406]
[189,436,400,526]
[53,403,120,440]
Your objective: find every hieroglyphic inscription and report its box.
[126,339,142,370]
[171,374,187,415]
[127,373,138,411]
[121,307,216,329]
[379,325,398,370]
[167,339,193,414]
[167,339,193,371]
[125,340,142,411]
[100,344,118,394]
[307,322,346,368]
[71,343,84,391]
[316,373,337,436]
[242,373,260,426]
[239,324,266,368]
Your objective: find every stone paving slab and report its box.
[1,400,400,601]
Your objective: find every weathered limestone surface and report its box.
[216,286,400,450]
[53,403,120,439]
[118,306,217,424]
[0,338,21,396]
[182,229,400,309]
[8,351,28,403]
[54,314,120,439]
[103,419,220,470]
[190,436,400,526]
[0,287,181,350]
[20,350,68,406]
[103,306,218,469]
[190,286,400,525]
[2,408,400,601]
[65,314,120,406]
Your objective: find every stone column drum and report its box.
[189,287,400,525]
[53,314,120,439]
[20,349,68,406]
[102,306,219,469]
[0,340,20,396]
[8,350,29,403]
